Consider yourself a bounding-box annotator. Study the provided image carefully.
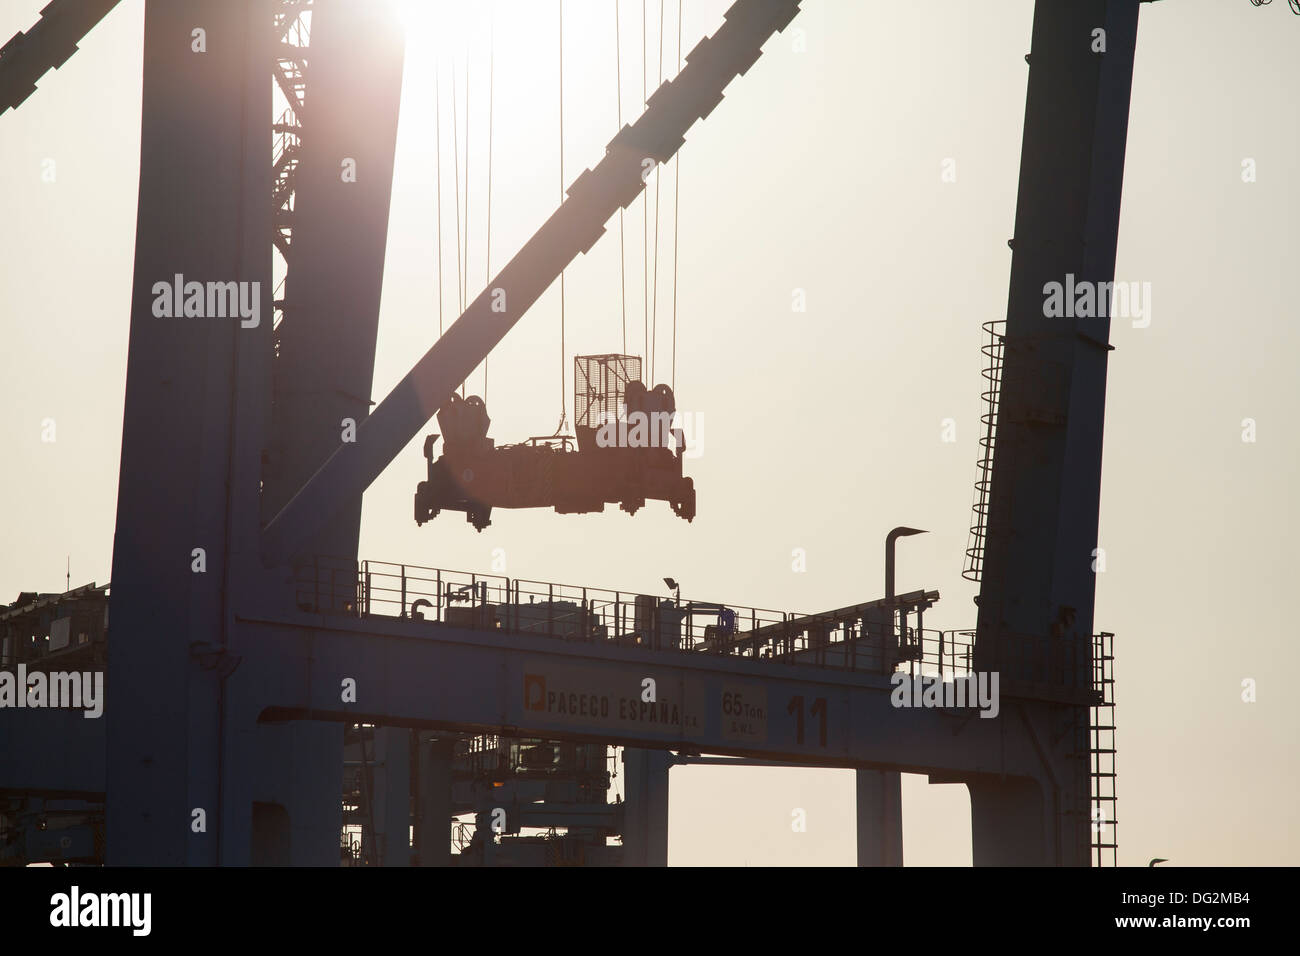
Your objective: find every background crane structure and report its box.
[1,0,1144,866]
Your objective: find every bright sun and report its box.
[396,0,488,52]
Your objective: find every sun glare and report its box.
[397,0,488,56]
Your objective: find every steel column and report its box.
[105,0,272,866]
[856,769,903,866]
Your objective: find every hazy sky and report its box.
[1,0,1297,866]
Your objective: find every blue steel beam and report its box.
[0,0,121,114]
[0,709,105,797]
[106,0,273,866]
[261,0,804,565]
[970,0,1142,865]
[857,770,903,867]
[263,0,406,560]
[975,0,1139,683]
[229,612,1057,784]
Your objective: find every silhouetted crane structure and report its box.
[1,0,1142,866]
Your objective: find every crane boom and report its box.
[0,0,121,114]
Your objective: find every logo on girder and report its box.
[524,674,546,711]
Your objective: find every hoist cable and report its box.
[642,0,648,373]
[451,67,464,396]
[671,0,681,392]
[615,0,627,356]
[435,63,444,338]
[557,0,568,434]
[463,46,471,327]
[651,0,664,384]
[485,10,494,405]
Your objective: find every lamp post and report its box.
[663,577,681,605]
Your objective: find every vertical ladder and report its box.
[963,319,1005,581]
[1090,631,1118,866]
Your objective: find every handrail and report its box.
[290,555,1106,695]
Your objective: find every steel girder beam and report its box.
[228,612,1058,783]
[975,0,1140,682]
[856,769,903,867]
[0,0,121,114]
[220,613,1082,863]
[621,748,670,866]
[969,0,1140,866]
[0,708,105,797]
[262,0,405,560]
[261,0,805,565]
[105,0,273,865]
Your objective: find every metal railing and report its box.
[291,556,1108,697]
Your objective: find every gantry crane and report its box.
[0,0,1180,866]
